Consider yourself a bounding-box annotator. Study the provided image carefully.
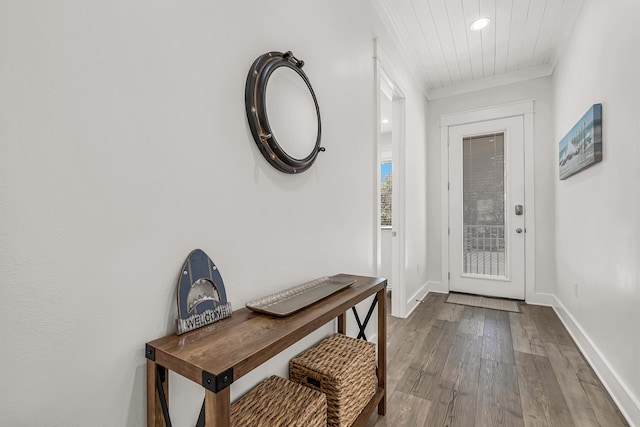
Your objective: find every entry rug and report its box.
[446,292,520,313]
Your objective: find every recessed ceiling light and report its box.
[382,118,389,124]
[470,17,491,31]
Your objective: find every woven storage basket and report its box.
[289,333,376,427]
[230,375,326,427]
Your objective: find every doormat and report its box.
[446,292,520,313]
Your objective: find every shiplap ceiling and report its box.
[375,0,585,99]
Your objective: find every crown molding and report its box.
[426,65,555,100]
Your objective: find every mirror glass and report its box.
[265,67,318,160]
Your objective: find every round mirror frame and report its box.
[245,51,324,174]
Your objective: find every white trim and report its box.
[373,43,407,99]
[440,100,539,302]
[440,100,535,127]
[374,40,407,318]
[373,39,383,279]
[403,282,429,319]
[426,280,448,294]
[400,281,447,319]
[522,292,556,306]
[391,91,406,318]
[440,125,450,296]
[523,108,537,304]
[427,66,554,100]
[553,297,640,427]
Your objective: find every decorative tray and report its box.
[245,276,356,317]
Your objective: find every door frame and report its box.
[440,100,536,302]
[448,117,525,299]
[374,40,406,317]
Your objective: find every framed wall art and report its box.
[559,103,602,180]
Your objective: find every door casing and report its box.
[374,41,407,317]
[440,101,536,302]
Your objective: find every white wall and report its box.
[402,92,429,308]
[552,0,640,423]
[425,78,556,300]
[0,1,429,426]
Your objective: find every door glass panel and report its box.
[462,133,505,276]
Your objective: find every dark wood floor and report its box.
[366,292,628,427]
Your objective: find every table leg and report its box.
[377,287,387,415]
[147,360,169,427]
[337,312,346,334]
[205,387,231,427]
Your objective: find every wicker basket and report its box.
[230,375,327,427]
[289,333,377,427]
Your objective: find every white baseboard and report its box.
[426,280,448,294]
[402,282,428,318]
[552,296,639,427]
[525,291,556,306]
[401,281,448,318]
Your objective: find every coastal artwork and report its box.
[559,104,602,180]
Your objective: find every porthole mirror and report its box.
[245,51,324,174]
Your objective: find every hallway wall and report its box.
[552,0,640,423]
[425,77,556,301]
[0,1,430,425]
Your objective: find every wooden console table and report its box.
[145,274,387,427]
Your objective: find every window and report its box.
[381,161,392,227]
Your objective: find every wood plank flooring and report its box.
[367,293,628,427]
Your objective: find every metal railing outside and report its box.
[463,225,505,276]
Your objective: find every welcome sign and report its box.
[176,249,232,334]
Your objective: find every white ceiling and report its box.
[374,0,585,99]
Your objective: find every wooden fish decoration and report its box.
[176,249,232,334]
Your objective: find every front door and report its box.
[448,116,525,299]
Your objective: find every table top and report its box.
[146,274,386,386]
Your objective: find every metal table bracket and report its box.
[351,294,378,340]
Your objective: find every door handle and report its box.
[516,228,523,234]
